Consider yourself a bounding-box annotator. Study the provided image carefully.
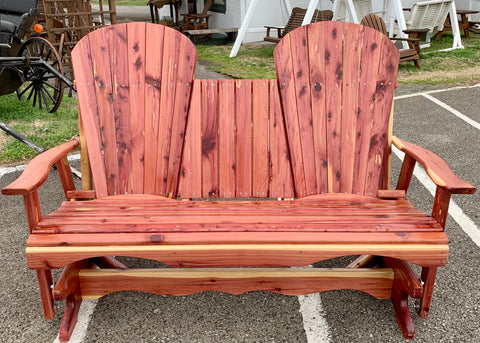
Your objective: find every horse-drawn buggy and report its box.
[0,0,72,113]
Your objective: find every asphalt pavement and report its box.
[1,77,479,343]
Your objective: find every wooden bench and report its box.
[361,14,428,68]
[264,7,333,43]
[184,27,238,43]
[2,22,476,342]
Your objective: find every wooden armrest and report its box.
[2,139,79,196]
[390,37,420,42]
[392,136,476,194]
[403,28,430,35]
[264,25,284,30]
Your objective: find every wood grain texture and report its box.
[274,35,307,197]
[252,80,270,197]
[269,80,294,197]
[77,267,394,299]
[177,81,202,198]
[289,26,317,196]
[1,139,79,196]
[127,22,146,194]
[392,136,476,194]
[307,23,328,193]
[218,80,236,198]
[26,243,448,269]
[235,80,253,197]
[274,22,400,197]
[71,23,197,198]
[201,80,219,197]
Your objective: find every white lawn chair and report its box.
[334,0,373,23]
[404,0,453,45]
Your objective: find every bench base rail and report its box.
[40,254,432,341]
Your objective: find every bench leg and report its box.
[391,283,415,339]
[418,267,437,318]
[59,293,82,343]
[36,269,55,319]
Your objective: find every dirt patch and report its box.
[398,65,480,85]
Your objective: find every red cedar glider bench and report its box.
[2,22,476,341]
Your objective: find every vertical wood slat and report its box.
[274,35,306,198]
[289,26,317,197]
[108,24,132,195]
[143,24,165,195]
[269,80,294,198]
[351,26,383,195]
[78,106,92,191]
[155,26,180,196]
[89,25,119,195]
[72,34,108,197]
[252,80,270,197]
[165,34,197,197]
[307,23,328,194]
[364,34,399,196]
[235,80,252,198]
[177,81,202,198]
[218,80,236,198]
[323,21,343,194]
[202,80,219,197]
[127,23,147,194]
[339,22,362,194]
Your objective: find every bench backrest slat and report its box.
[72,22,197,198]
[178,79,294,199]
[274,22,399,197]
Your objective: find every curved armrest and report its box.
[264,25,284,30]
[2,139,79,196]
[390,37,420,42]
[392,136,476,194]
[403,28,430,35]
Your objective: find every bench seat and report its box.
[27,194,449,269]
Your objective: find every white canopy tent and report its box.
[229,0,463,57]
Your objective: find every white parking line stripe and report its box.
[394,83,480,100]
[393,147,480,248]
[52,300,98,343]
[421,94,480,130]
[0,154,80,180]
[298,293,332,343]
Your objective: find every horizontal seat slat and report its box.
[26,243,449,269]
[35,197,442,234]
[36,222,441,234]
[28,231,449,247]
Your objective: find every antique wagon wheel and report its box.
[16,37,65,113]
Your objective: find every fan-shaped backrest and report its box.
[361,13,388,36]
[274,21,399,198]
[72,22,197,198]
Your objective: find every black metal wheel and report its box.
[16,37,64,113]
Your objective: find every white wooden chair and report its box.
[335,0,373,23]
[404,0,453,44]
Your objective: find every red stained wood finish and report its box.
[275,22,399,197]
[76,268,394,299]
[72,22,197,198]
[177,79,294,198]
[2,22,476,342]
